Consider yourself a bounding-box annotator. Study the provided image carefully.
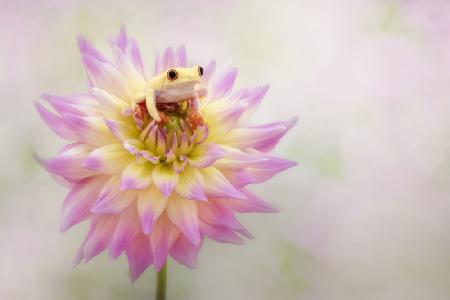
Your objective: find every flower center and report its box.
[125,100,209,173]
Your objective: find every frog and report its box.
[131,65,204,128]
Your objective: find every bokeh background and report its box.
[1,0,450,299]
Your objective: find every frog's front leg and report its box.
[129,88,162,123]
[144,87,162,122]
[190,93,201,113]
[187,93,204,129]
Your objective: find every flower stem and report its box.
[155,261,167,300]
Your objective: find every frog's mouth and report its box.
[167,81,200,87]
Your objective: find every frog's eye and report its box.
[167,69,178,81]
[198,66,204,77]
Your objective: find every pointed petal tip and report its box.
[108,248,122,260]
[60,220,71,233]
[34,101,46,113]
[129,264,146,282]
[82,156,102,170]
[286,116,299,130]
[142,226,153,235]
[237,227,254,239]
[140,214,155,235]
[32,152,45,166]
[120,180,133,191]
[285,158,298,166]
[153,259,167,272]
[284,159,298,170]
[76,35,87,48]
[72,253,83,269]
[161,189,172,198]
[261,202,280,213]
[40,93,54,101]
[190,234,202,246]
[271,206,281,213]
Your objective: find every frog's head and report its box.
[162,66,203,89]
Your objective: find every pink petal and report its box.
[236,227,253,239]
[246,156,297,182]
[121,162,153,190]
[167,196,201,245]
[198,200,242,230]
[137,187,168,234]
[109,205,141,259]
[223,154,297,187]
[105,119,140,142]
[77,35,109,63]
[199,221,244,244]
[212,67,238,98]
[208,103,248,134]
[112,47,146,90]
[91,175,135,214]
[83,143,134,174]
[175,167,207,201]
[188,143,226,169]
[220,168,258,188]
[111,25,128,51]
[222,117,298,152]
[202,60,216,85]
[123,139,144,156]
[81,54,131,99]
[43,92,99,112]
[150,214,180,271]
[61,176,109,232]
[35,102,78,140]
[140,150,160,164]
[82,216,118,262]
[170,234,202,268]
[91,88,129,119]
[222,189,278,213]
[127,38,146,78]
[126,234,153,282]
[213,146,268,169]
[42,93,96,116]
[43,143,95,181]
[201,167,246,199]
[152,164,179,198]
[235,85,270,125]
[48,172,77,188]
[154,52,162,75]
[64,114,115,147]
[161,47,174,70]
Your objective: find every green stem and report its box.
[155,261,167,300]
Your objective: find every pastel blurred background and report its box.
[1,0,450,299]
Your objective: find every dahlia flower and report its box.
[36,27,296,283]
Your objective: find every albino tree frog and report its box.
[131,66,204,127]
